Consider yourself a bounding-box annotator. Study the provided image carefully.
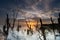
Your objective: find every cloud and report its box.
[0,0,60,25]
[0,0,60,19]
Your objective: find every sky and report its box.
[0,0,60,25]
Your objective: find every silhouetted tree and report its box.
[25,20,33,35]
[27,29,30,35]
[29,25,33,34]
[27,25,33,35]
[50,17,56,40]
[34,20,42,40]
[39,18,46,40]
[3,14,10,35]
[58,13,60,24]
[17,25,21,32]
[11,18,15,31]
[3,14,10,40]
[58,13,60,33]
[11,9,18,31]
[17,20,21,32]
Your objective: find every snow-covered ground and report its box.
[7,30,42,40]
[7,29,60,40]
[0,25,60,40]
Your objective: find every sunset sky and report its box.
[0,0,60,25]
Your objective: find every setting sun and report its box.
[27,21,37,29]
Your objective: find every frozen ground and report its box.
[7,30,42,40]
[7,29,60,40]
[0,25,60,40]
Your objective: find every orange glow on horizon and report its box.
[27,21,37,29]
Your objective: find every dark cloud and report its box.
[0,0,60,25]
[0,0,60,19]
[51,0,60,8]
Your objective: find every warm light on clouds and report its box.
[0,0,60,25]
